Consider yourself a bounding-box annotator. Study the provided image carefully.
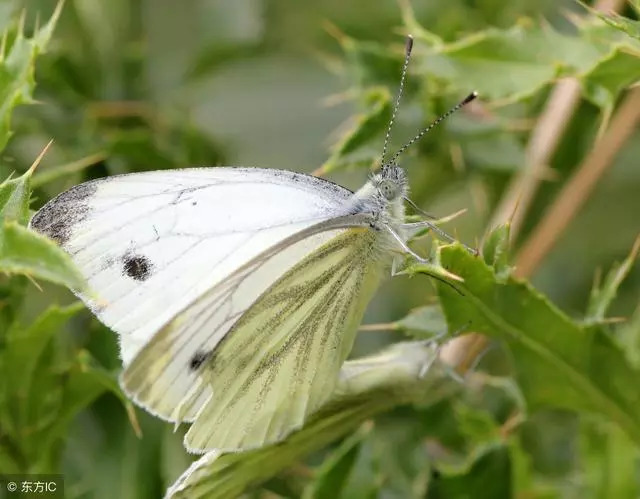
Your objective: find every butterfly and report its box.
[29,35,476,453]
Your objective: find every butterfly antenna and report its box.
[381,35,414,165]
[389,91,478,165]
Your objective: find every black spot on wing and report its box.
[189,350,211,371]
[30,182,98,246]
[122,252,153,281]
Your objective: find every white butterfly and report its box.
[29,35,476,453]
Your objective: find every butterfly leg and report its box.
[418,340,441,378]
[402,196,436,219]
[384,225,429,263]
[401,221,477,255]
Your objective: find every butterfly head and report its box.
[376,163,408,201]
[376,35,476,204]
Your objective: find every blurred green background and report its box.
[1,0,639,497]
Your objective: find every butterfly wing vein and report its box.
[121,229,382,452]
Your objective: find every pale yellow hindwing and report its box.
[122,227,387,452]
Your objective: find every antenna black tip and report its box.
[462,91,478,105]
[405,34,414,55]
[381,34,415,164]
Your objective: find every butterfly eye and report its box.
[379,180,397,201]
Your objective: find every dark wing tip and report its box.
[30,181,99,246]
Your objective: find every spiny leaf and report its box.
[591,9,640,41]
[482,224,512,280]
[0,2,62,153]
[1,141,52,223]
[0,173,31,224]
[582,47,640,125]
[419,22,605,103]
[417,18,638,106]
[402,258,464,284]
[586,237,640,323]
[437,244,640,445]
[0,221,86,291]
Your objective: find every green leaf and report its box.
[303,422,371,499]
[453,402,501,447]
[318,87,391,175]
[0,3,62,153]
[592,10,640,42]
[586,238,639,323]
[0,303,82,469]
[1,141,53,224]
[582,49,640,120]
[2,303,84,429]
[482,224,512,280]
[0,221,86,291]
[21,349,135,473]
[166,341,457,499]
[43,350,136,450]
[580,420,640,499]
[423,375,524,472]
[0,172,30,224]
[420,22,609,103]
[395,304,448,340]
[436,244,640,445]
[0,301,109,473]
[0,144,50,223]
[461,133,525,172]
[509,437,556,499]
[617,305,640,370]
[341,37,409,90]
[417,17,640,107]
[402,259,464,286]
[0,272,27,335]
[427,445,512,499]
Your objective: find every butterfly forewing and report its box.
[122,228,385,452]
[29,168,355,364]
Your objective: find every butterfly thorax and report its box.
[345,163,409,267]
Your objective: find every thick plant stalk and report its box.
[488,78,582,237]
[515,88,640,277]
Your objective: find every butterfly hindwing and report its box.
[121,228,385,452]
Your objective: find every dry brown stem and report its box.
[489,78,582,237]
[515,87,640,277]
[488,0,627,239]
